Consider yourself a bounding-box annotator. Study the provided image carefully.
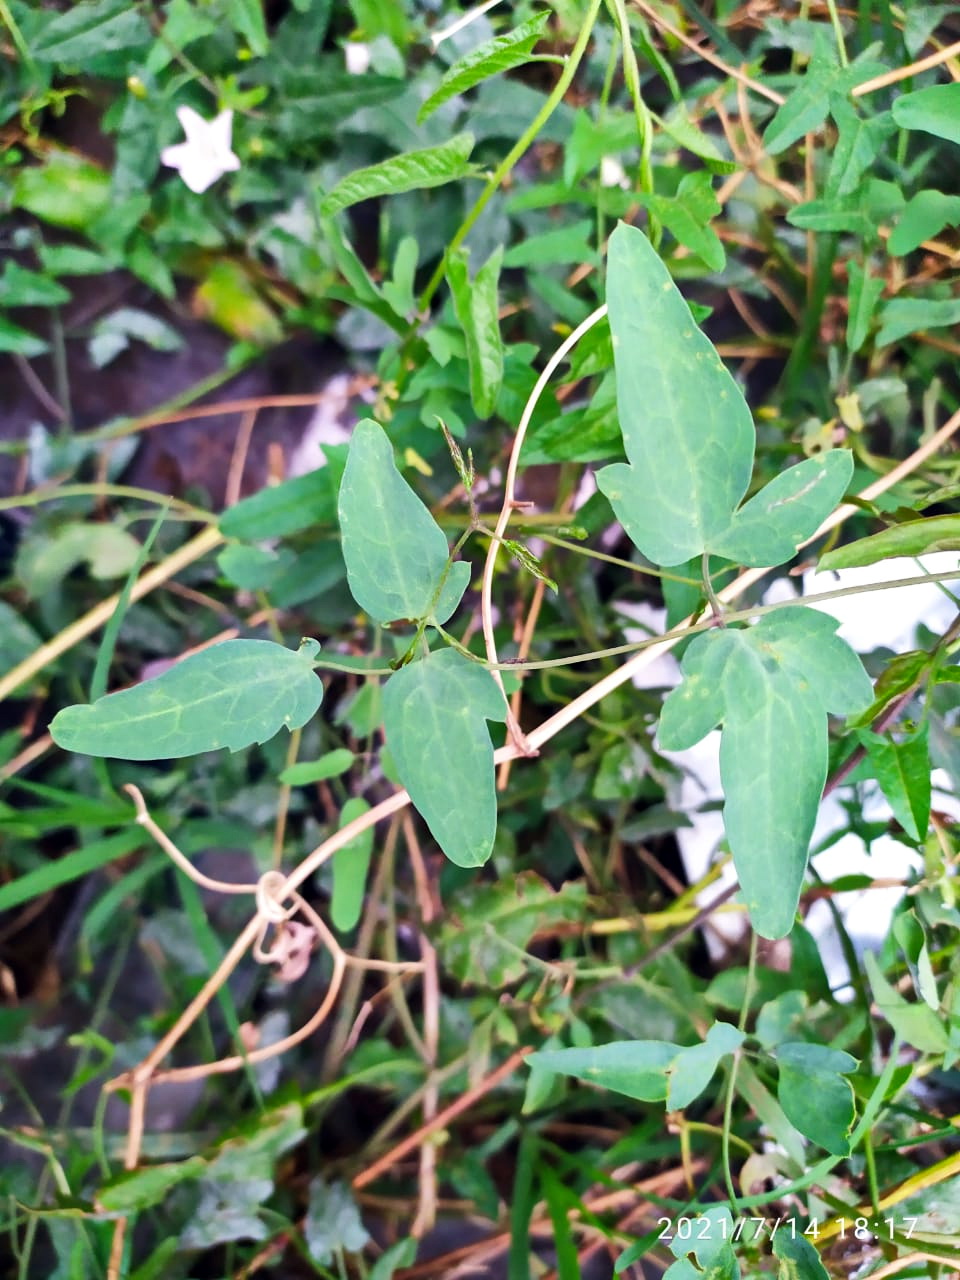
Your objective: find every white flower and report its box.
[344,41,371,74]
[600,156,629,189]
[161,106,240,194]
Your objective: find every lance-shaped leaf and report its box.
[447,245,504,418]
[528,1020,743,1110]
[820,513,960,570]
[418,12,551,123]
[382,649,506,868]
[331,797,374,933]
[50,639,323,760]
[659,608,873,939]
[707,450,853,567]
[338,419,469,624]
[859,726,930,842]
[319,133,475,216]
[762,32,885,155]
[596,222,754,567]
[776,1042,858,1155]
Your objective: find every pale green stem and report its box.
[824,0,849,66]
[417,0,605,312]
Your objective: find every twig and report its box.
[631,0,784,105]
[0,524,224,703]
[403,813,440,1237]
[853,39,960,97]
[497,576,547,791]
[352,1047,532,1190]
[224,407,258,506]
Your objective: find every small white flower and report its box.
[344,41,371,74]
[161,106,240,194]
[600,155,629,189]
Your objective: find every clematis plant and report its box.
[161,106,240,194]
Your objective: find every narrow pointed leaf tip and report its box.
[382,649,506,868]
[338,419,470,625]
[659,607,873,939]
[50,639,324,760]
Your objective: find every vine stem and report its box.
[480,302,608,750]
[416,0,605,313]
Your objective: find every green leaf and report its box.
[50,639,324,760]
[819,514,960,569]
[502,220,597,269]
[888,189,960,257]
[658,109,736,172]
[762,34,884,155]
[0,262,71,307]
[319,133,475,216]
[596,223,754,567]
[659,608,873,939]
[338,419,469,624]
[17,522,142,599]
[667,1021,745,1110]
[31,0,151,61]
[528,1039,677,1102]
[664,1206,740,1279]
[331,797,374,933]
[98,1157,207,1212]
[894,910,940,1009]
[447,246,505,418]
[0,829,145,914]
[0,600,43,672]
[776,1042,857,1155]
[280,749,355,785]
[369,1240,418,1280]
[436,874,585,986]
[39,243,113,275]
[219,468,337,540]
[381,235,418,319]
[892,82,960,146]
[825,98,895,199]
[562,110,638,186]
[641,171,726,271]
[846,260,885,352]
[417,12,551,123]
[772,1233,831,1279]
[304,1178,370,1264]
[196,261,283,346]
[89,307,184,369]
[875,296,960,348]
[788,179,904,238]
[529,1021,742,1110]
[858,726,930,842]
[864,951,950,1053]
[217,544,298,591]
[382,648,506,868]
[12,150,111,230]
[708,450,853,567]
[0,317,48,357]
[227,0,268,55]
